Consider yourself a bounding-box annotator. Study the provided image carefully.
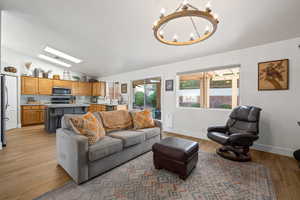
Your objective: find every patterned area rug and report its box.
[36,152,276,200]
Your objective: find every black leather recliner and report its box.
[207,106,262,162]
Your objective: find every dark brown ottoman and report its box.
[152,137,199,180]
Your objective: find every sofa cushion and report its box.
[88,136,123,162]
[137,127,160,140]
[69,112,106,145]
[98,110,133,133]
[109,130,145,147]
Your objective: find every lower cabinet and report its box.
[88,104,128,112]
[88,104,107,112]
[21,106,45,126]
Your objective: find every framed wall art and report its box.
[121,83,128,94]
[258,59,289,91]
[165,79,174,91]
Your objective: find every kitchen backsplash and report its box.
[21,95,91,105]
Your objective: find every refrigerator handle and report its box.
[5,85,9,110]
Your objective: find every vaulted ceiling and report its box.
[1,0,300,77]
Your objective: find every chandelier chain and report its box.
[189,17,201,38]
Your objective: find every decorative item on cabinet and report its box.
[63,70,72,80]
[53,75,60,80]
[23,62,33,76]
[72,76,80,81]
[41,69,52,78]
[4,66,17,73]
[33,68,42,77]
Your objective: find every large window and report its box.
[178,67,240,109]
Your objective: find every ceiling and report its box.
[1,0,300,77]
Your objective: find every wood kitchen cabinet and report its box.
[88,104,127,112]
[92,82,101,96]
[21,76,97,97]
[100,82,106,97]
[21,105,45,126]
[38,78,53,95]
[21,76,39,95]
[72,81,79,96]
[77,82,91,96]
[92,82,106,97]
[53,80,72,88]
[88,104,107,112]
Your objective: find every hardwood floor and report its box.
[0,126,299,200]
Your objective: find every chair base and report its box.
[216,146,251,162]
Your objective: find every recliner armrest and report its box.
[207,126,228,133]
[228,133,259,146]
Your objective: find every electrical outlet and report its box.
[297,121,300,126]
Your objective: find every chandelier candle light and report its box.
[153,0,219,46]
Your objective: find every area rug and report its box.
[35,152,276,200]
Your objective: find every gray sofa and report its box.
[56,113,162,184]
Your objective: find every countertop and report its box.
[90,103,128,106]
[21,103,128,107]
[46,104,90,108]
[21,104,90,107]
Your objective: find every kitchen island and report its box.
[44,104,89,133]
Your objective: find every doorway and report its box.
[132,77,161,120]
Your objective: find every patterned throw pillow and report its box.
[69,112,105,145]
[131,110,155,129]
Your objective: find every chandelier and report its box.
[152,0,219,46]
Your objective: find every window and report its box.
[178,67,240,109]
[107,81,121,99]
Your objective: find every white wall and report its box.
[100,37,300,157]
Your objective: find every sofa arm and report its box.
[56,128,89,184]
[154,120,163,139]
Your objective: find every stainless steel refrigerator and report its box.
[0,74,7,147]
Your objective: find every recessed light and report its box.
[44,46,82,64]
[38,54,72,68]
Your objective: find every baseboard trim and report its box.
[252,143,293,157]
[163,128,293,157]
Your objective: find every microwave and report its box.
[52,87,72,96]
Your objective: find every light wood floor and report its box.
[0,126,299,200]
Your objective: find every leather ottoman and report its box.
[152,137,199,180]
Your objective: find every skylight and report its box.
[38,54,72,68]
[44,46,82,64]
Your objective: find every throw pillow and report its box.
[69,112,105,145]
[131,110,155,129]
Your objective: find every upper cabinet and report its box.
[100,82,106,97]
[38,78,53,95]
[53,80,72,88]
[21,76,39,95]
[79,82,92,96]
[92,82,101,96]
[72,81,79,96]
[92,82,106,97]
[21,76,102,97]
